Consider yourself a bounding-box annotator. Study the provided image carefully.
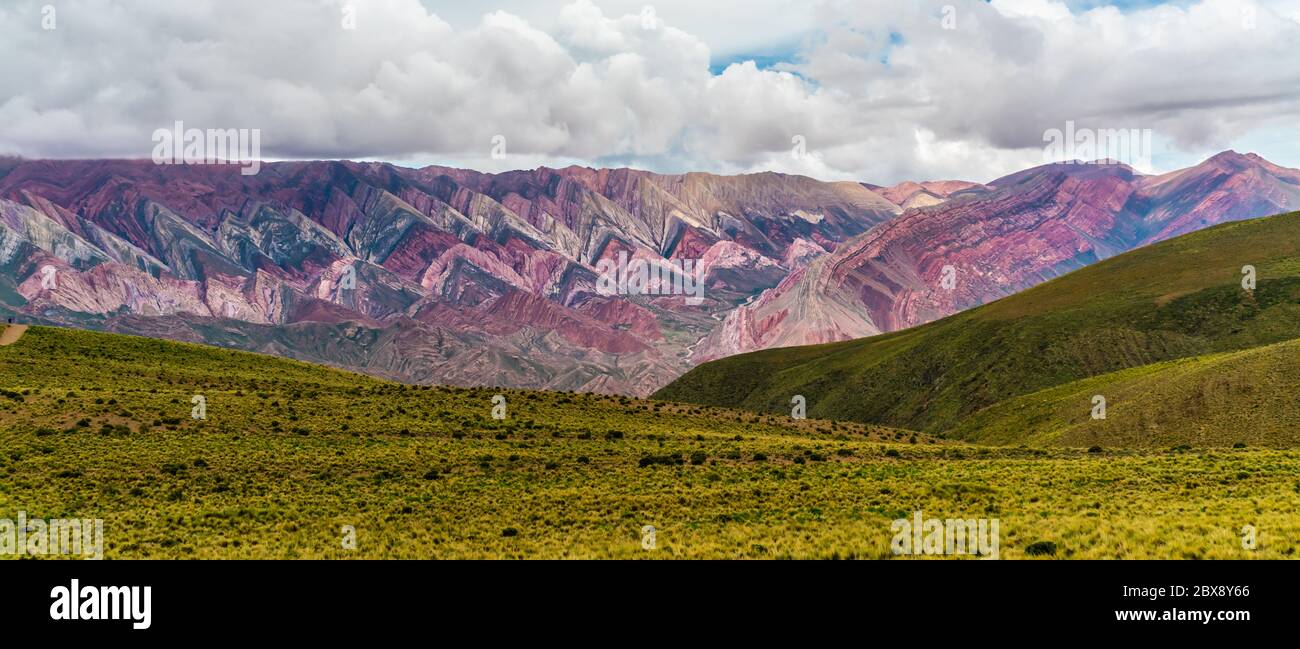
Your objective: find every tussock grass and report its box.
[1,326,1295,558]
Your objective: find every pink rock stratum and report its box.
[1,152,1295,395]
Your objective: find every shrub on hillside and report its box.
[1025,541,1058,556]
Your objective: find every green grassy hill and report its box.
[656,212,1300,445]
[3,324,1297,558]
[948,338,1300,447]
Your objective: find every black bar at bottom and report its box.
[4,559,1289,639]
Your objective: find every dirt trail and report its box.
[0,325,29,346]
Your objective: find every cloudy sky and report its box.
[2,0,1299,184]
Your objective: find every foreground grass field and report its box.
[2,325,1297,558]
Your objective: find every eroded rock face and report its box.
[3,152,1293,394]
[0,159,899,395]
[692,154,1300,362]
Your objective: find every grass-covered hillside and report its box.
[3,325,1297,558]
[656,212,1300,446]
[948,338,1300,447]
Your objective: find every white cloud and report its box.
[0,0,1298,184]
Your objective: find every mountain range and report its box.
[657,209,1300,447]
[1,151,1297,395]
[695,152,1300,361]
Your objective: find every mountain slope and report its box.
[693,153,1300,362]
[656,210,1300,442]
[0,159,900,395]
[948,337,1300,447]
